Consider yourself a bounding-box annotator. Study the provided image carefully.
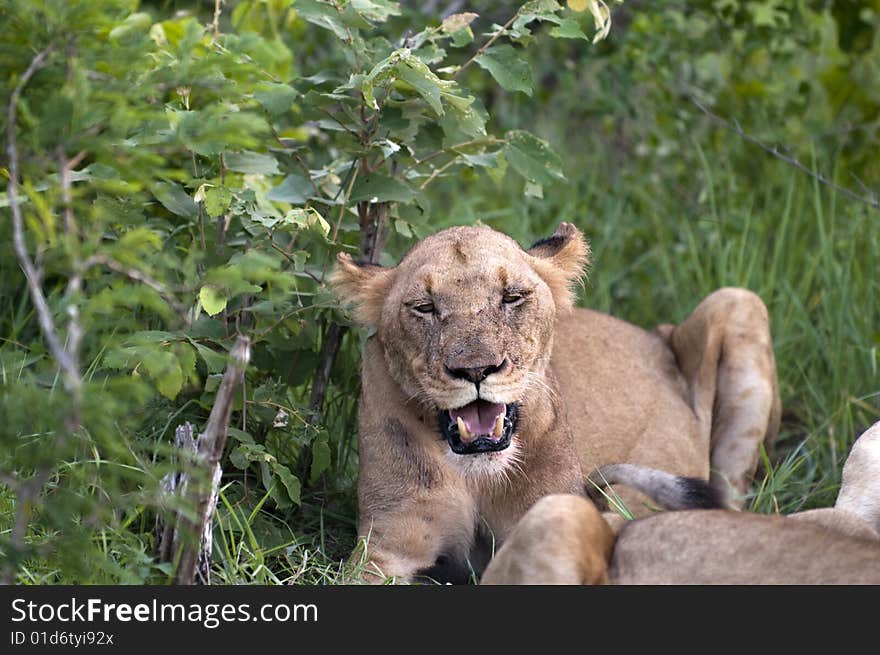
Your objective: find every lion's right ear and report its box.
[329,253,394,327]
[527,222,590,311]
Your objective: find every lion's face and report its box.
[332,223,589,475]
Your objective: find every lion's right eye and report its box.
[412,302,435,315]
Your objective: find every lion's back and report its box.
[551,308,708,483]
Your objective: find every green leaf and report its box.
[549,18,589,40]
[474,45,533,96]
[441,12,477,46]
[362,78,378,110]
[450,28,474,48]
[145,354,183,401]
[254,82,298,116]
[442,94,488,141]
[349,175,416,203]
[229,442,268,470]
[460,150,502,168]
[513,0,564,33]
[393,219,413,238]
[228,427,255,444]
[270,462,301,507]
[268,175,312,204]
[374,138,401,158]
[441,12,478,33]
[350,0,401,22]
[152,182,197,218]
[225,151,281,175]
[283,208,331,237]
[309,436,332,483]
[396,62,444,115]
[524,181,544,198]
[294,0,349,39]
[292,251,309,272]
[200,286,228,317]
[155,365,183,400]
[190,341,228,374]
[204,187,233,218]
[503,130,565,185]
[176,342,197,385]
[109,12,152,41]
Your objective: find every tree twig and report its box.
[689,95,879,211]
[212,0,223,42]
[453,13,519,79]
[419,158,460,190]
[308,323,347,425]
[59,147,86,390]
[331,160,361,243]
[7,45,80,391]
[82,254,190,321]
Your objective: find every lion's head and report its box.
[331,222,589,475]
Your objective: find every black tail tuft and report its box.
[678,477,726,509]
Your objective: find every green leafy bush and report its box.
[1,0,616,582]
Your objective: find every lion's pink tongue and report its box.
[450,400,506,438]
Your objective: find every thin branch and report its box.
[331,160,360,243]
[690,95,879,211]
[212,0,223,42]
[59,148,87,235]
[83,254,190,320]
[7,45,80,391]
[413,137,505,167]
[419,158,460,190]
[318,106,361,141]
[292,153,322,197]
[453,13,519,79]
[58,148,84,384]
[308,323,347,425]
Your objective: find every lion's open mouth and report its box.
[439,400,518,455]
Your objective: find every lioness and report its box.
[481,421,880,584]
[332,222,780,582]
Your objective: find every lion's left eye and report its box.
[413,302,435,314]
[502,293,523,305]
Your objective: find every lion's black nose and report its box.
[446,360,507,384]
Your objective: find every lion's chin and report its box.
[444,438,522,482]
[438,401,518,455]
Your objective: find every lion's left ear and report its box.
[329,253,394,327]
[527,222,590,311]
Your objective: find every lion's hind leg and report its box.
[666,287,782,508]
[480,495,614,585]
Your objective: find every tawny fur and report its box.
[481,422,880,585]
[331,223,780,582]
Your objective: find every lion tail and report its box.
[586,464,729,511]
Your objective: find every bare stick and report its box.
[59,147,87,385]
[174,336,250,585]
[7,45,79,391]
[3,45,89,586]
[690,96,879,211]
[308,323,347,425]
[212,0,223,42]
